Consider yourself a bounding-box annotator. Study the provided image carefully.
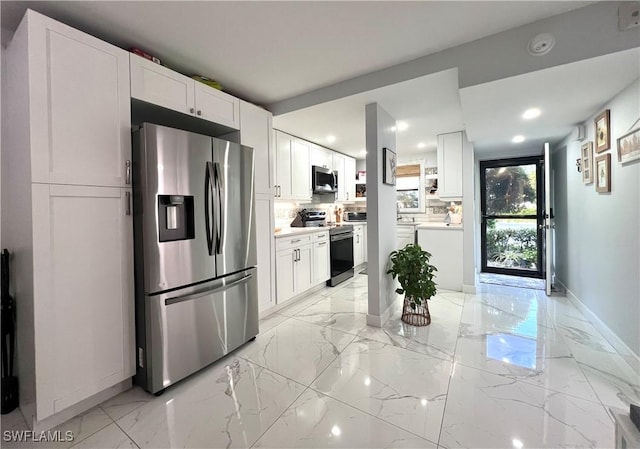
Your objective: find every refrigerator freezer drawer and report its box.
[145,268,258,393]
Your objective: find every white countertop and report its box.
[274,227,329,238]
[417,223,463,231]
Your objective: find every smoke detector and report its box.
[528,33,555,56]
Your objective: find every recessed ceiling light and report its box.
[512,135,525,143]
[326,135,336,144]
[396,121,408,131]
[522,108,541,120]
[417,142,426,149]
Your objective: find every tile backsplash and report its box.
[274,197,462,227]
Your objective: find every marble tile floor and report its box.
[2,273,637,449]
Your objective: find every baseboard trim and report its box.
[366,302,394,328]
[27,378,131,432]
[557,279,640,376]
[259,283,327,319]
[463,284,476,294]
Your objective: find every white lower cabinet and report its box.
[417,228,463,291]
[275,231,329,305]
[353,225,365,267]
[312,232,330,285]
[32,184,134,417]
[275,234,312,304]
[397,225,417,249]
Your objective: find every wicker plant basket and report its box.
[401,296,431,326]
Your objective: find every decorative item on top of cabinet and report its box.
[387,244,437,326]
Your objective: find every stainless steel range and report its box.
[328,225,354,286]
[132,123,258,394]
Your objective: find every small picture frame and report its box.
[617,127,640,164]
[581,141,594,184]
[595,153,611,193]
[383,147,396,186]
[594,109,611,153]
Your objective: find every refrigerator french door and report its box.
[132,123,258,394]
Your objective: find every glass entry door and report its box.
[480,156,543,278]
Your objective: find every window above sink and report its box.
[396,159,425,213]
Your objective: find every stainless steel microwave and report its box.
[312,165,338,194]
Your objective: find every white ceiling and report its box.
[273,68,464,159]
[460,48,640,155]
[275,48,640,160]
[0,1,590,105]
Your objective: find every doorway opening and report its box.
[480,156,544,279]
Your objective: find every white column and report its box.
[462,131,477,293]
[365,103,397,327]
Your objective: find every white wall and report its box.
[365,103,397,326]
[553,78,640,357]
[461,132,476,290]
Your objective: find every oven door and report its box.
[330,232,354,277]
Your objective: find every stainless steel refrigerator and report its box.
[132,123,258,394]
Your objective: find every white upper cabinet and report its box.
[130,54,195,115]
[193,81,240,129]
[437,132,463,199]
[344,156,356,202]
[130,54,239,130]
[240,101,273,196]
[333,153,346,201]
[274,131,311,202]
[274,131,293,199]
[291,140,311,201]
[310,144,333,169]
[27,11,131,187]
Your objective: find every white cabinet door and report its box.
[275,131,293,199]
[354,231,364,266]
[437,132,463,199]
[344,156,356,202]
[255,196,275,311]
[313,240,330,285]
[32,184,134,418]
[194,82,240,130]
[240,102,273,196]
[28,11,131,187]
[291,140,311,201]
[333,153,346,201]
[295,245,313,293]
[310,144,333,169]
[130,53,195,116]
[276,249,296,304]
[363,225,368,263]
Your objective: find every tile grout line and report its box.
[435,290,467,448]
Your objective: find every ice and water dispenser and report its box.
[157,195,195,242]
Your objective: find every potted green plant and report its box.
[387,243,437,326]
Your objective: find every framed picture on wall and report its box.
[617,127,640,164]
[594,109,611,153]
[595,153,611,193]
[581,141,594,184]
[383,147,397,186]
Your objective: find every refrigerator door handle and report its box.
[205,162,216,256]
[214,162,224,255]
[164,272,254,306]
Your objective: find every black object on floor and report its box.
[1,249,19,414]
[631,403,640,432]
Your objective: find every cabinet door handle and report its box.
[318,242,326,246]
[197,110,202,116]
[291,239,301,243]
[190,108,195,114]
[346,192,349,200]
[125,160,131,185]
[297,249,301,261]
[125,191,131,216]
